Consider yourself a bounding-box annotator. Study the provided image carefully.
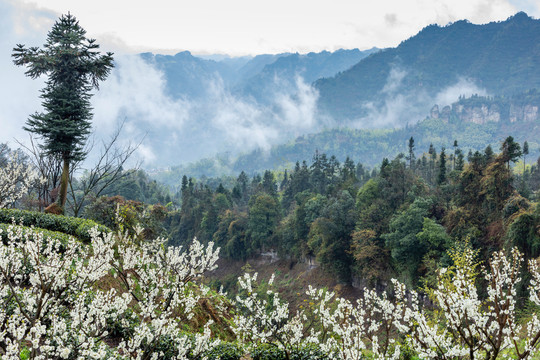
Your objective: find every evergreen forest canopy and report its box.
[162,136,540,287]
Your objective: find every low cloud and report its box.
[201,75,320,154]
[354,66,489,128]
[92,54,191,137]
[434,77,488,106]
[382,67,407,95]
[91,55,321,166]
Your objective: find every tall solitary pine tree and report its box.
[407,137,415,170]
[13,13,114,212]
[438,148,447,185]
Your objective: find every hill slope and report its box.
[153,91,540,184]
[316,12,540,121]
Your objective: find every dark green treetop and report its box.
[13,13,114,163]
[438,147,447,185]
[500,136,522,168]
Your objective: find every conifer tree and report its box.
[342,156,356,181]
[438,148,447,185]
[521,141,530,196]
[280,170,289,191]
[500,136,522,169]
[455,149,465,171]
[453,140,458,170]
[523,141,529,173]
[262,170,277,196]
[181,175,189,193]
[428,144,436,185]
[12,13,114,212]
[407,137,416,170]
[485,144,495,163]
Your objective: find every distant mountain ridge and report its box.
[316,12,540,121]
[134,12,540,171]
[130,48,379,166]
[140,48,378,101]
[236,48,379,102]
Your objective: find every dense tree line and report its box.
[163,136,540,288]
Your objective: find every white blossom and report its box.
[0,151,44,208]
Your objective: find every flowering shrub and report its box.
[234,273,404,359]
[0,152,43,208]
[392,246,540,359]
[3,217,540,359]
[233,273,301,350]
[0,222,73,247]
[233,244,540,360]
[0,222,220,359]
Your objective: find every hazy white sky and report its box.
[7,0,540,55]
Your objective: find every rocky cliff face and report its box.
[428,94,540,124]
[510,104,539,122]
[452,103,502,124]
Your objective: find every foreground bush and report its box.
[0,222,72,247]
[251,343,329,360]
[204,342,244,360]
[0,208,110,242]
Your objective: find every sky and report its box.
[6,0,540,55]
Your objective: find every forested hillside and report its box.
[316,12,540,120]
[162,136,540,289]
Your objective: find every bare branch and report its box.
[67,119,143,216]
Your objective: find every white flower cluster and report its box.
[233,247,540,360]
[0,152,43,208]
[112,233,220,359]
[234,272,403,359]
[0,224,220,359]
[308,285,405,360]
[233,272,299,348]
[391,247,540,359]
[4,218,540,360]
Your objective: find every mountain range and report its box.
[316,12,540,121]
[140,47,378,102]
[128,12,540,171]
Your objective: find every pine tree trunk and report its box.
[58,156,70,213]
